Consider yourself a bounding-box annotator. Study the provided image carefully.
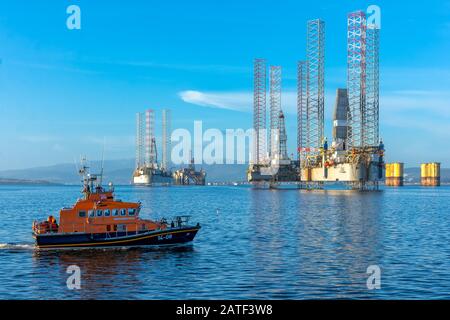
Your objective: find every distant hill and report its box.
[0,159,134,185]
[0,178,60,185]
[0,159,248,185]
[403,167,450,184]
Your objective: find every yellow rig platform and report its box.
[385,163,404,187]
[421,162,440,187]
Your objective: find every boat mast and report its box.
[78,157,91,199]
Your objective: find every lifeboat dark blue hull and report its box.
[33,226,200,249]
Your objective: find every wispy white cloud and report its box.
[179,90,252,112]
[179,89,339,115]
[180,88,450,112]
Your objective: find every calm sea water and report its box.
[0,184,449,299]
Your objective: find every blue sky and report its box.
[1,0,450,170]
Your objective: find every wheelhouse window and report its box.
[104,209,111,217]
[128,208,136,216]
[88,210,95,217]
[112,209,119,216]
[78,211,86,218]
[96,210,103,217]
[120,209,127,216]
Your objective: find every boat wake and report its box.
[0,243,34,250]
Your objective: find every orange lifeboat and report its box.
[32,161,200,249]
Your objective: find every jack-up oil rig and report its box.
[247,63,300,186]
[173,154,206,186]
[133,109,173,185]
[248,11,384,190]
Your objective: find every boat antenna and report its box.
[73,157,80,175]
[99,138,106,187]
[79,156,88,178]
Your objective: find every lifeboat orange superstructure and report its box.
[33,188,162,236]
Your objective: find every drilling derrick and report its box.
[162,109,171,171]
[297,61,307,163]
[150,137,157,167]
[347,11,366,148]
[253,58,267,165]
[347,11,379,149]
[135,112,145,168]
[344,11,383,189]
[365,22,380,147]
[305,19,325,166]
[269,66,282,159]
[145,109,156,167]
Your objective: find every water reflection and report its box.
[299,190,383,296]
[331,190,383,297]
[249,189,300,298]
[31,245,195,299]
[248,188,384,298]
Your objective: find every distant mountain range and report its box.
[0,159,249,185]
[404,167,450,184]
[0,160,449,185]
[0,178,60,185]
